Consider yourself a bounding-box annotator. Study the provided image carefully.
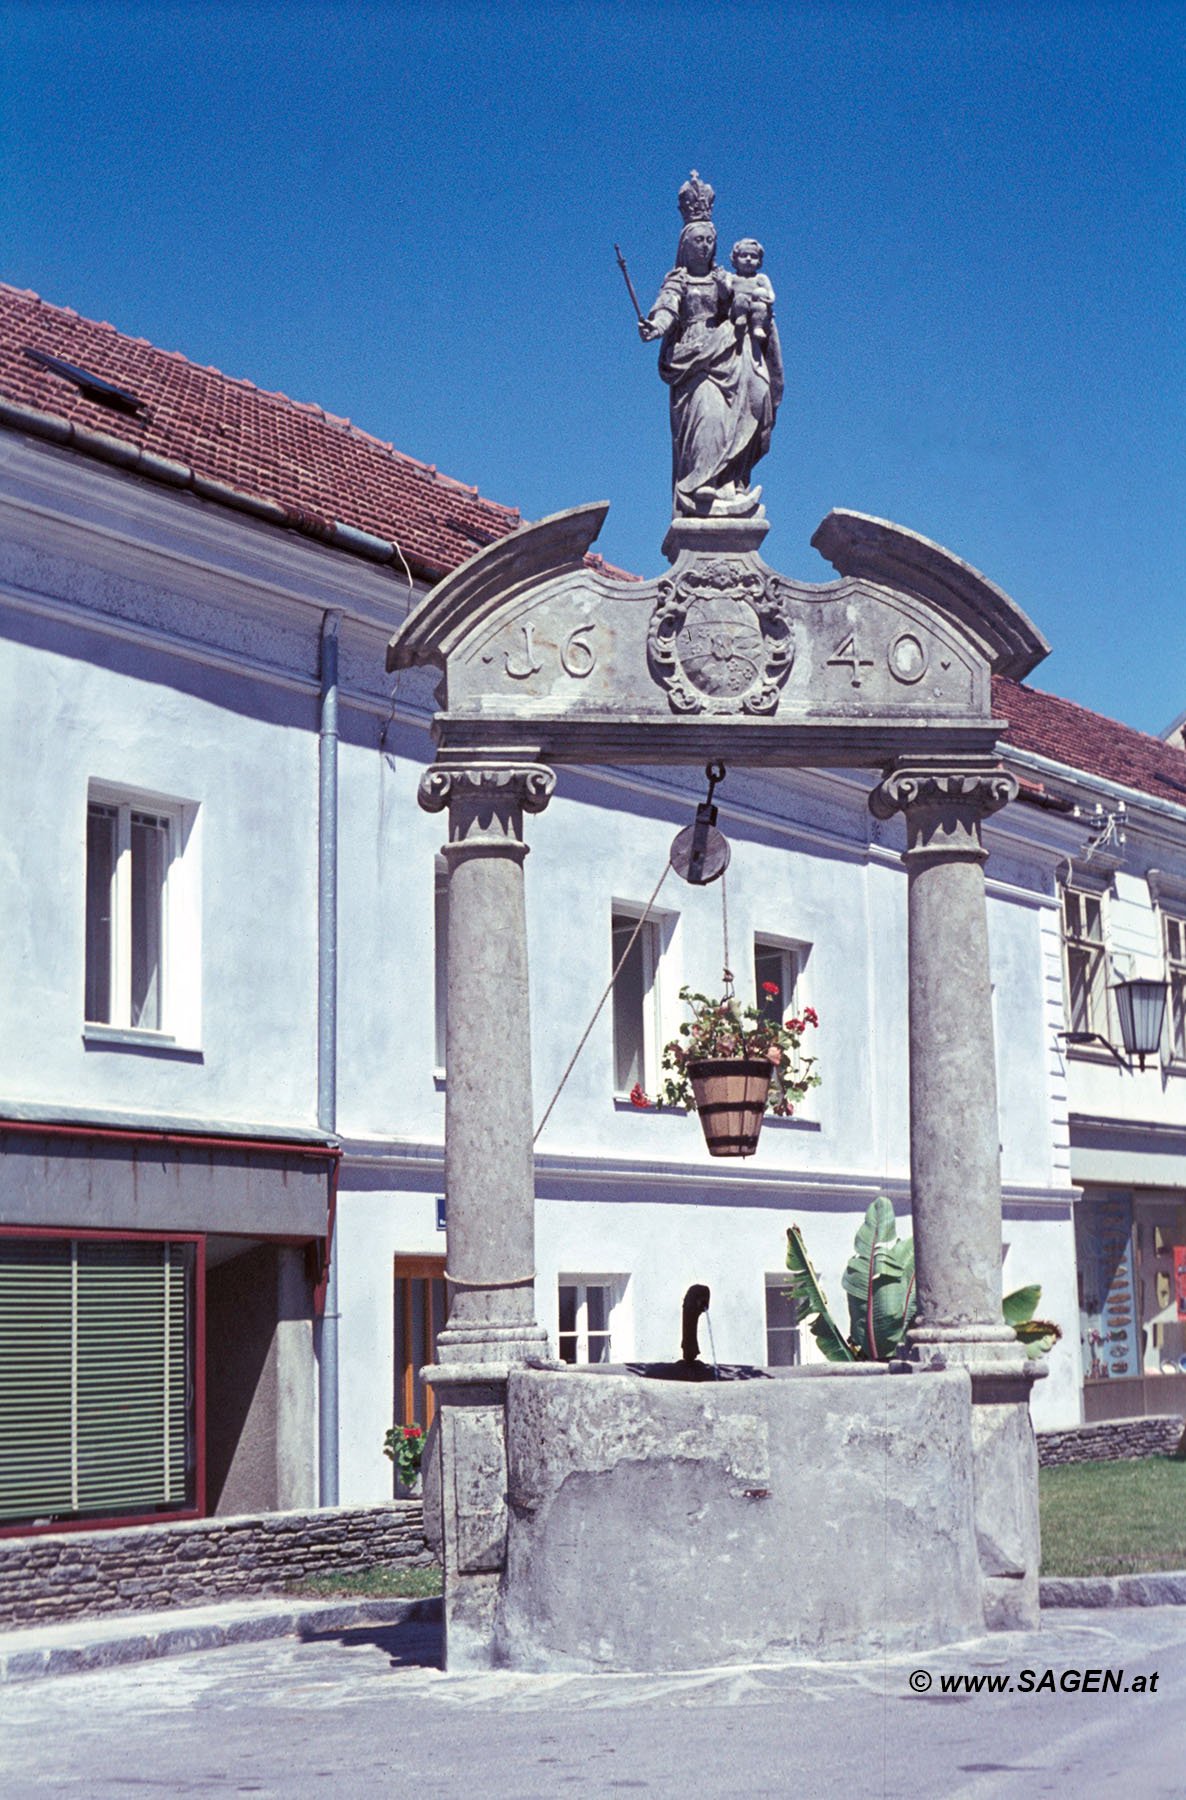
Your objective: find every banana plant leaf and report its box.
[840,1197,917,1361]
[785,1226,857,1362]
[1002,1284,1042,1327]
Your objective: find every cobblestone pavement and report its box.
[2,1608,1186,1798]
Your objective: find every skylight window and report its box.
[22,347,145,416]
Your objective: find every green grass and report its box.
[1039,1457,1186,1577]
[284,1563,442,1601]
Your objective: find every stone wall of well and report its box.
[0,1503,431,1629]
[1036,1415,1183,1468]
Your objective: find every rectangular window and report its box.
[1061,885,1110,1038]
[0,1235,198,1528]
[557,1279,621,1364]
[1164,913,1186,1061]
[765,1273,800,1366]
[84,787,197,1042]
[754,937,802,1026]
[392,1256,448,1478]
[434,858,448,1072]
[611,909,660,1093]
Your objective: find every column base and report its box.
[434,1322,552,1365]
[423,1356,560,1671]
[894,1328,1042,1631]
[900,1323,1034,1379]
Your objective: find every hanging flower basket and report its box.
[687,1057,774,1157]
[636,983,821,1159]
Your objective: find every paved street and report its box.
[2,1607,1186,1798]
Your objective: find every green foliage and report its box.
[1002,1283,1063,1359]
[383,1422,426,1487]
[840,1196,916,1361]
[786,1204,1061,1364]
[1002,1284,1042,1327]
[785,1225,856,1361]
[650,985,820,1116]
[285,1564,442,1600]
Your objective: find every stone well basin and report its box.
[494,1362,984,1673]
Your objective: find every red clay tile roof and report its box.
[994,676,1186,808]
[1,288,1180,805]
[0,283,521,580]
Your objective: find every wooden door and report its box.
[393,1256,447,1432]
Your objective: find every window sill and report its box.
[763,1111,822,1133]
[433,1069,446,1091]
[83,1026,203,1062]
[612,1094,684,1115]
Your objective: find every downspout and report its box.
[317,609,342,1505]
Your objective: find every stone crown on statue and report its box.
[677,169,715,224]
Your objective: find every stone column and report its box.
[417,758,555,1669]
[870,762,1017,1354]
[870,760,1041,1630]
[420,759,554,1362]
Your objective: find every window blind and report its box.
[0,1238,193,1526]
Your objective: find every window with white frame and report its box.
[753,935,805,1026]
[85,786,198,1042]
[611,908,661,1093]
[557,1278,624,1364]
[1060,883,1110,1039]
[434,857,448,1073]
[1164,912,1186,1061]
[764,1272,800,1366]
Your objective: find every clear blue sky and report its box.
[3,1,1183,732]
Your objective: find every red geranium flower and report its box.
[803,1006,819,1027]
[629,1082,651,1109]
[403,1425,423,1439]
[761,980,780,996]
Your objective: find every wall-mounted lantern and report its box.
[1062,977,1168,1071]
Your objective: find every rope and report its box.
[444,1270,535,1288]
[720,866,734,997]
[533,858,675,1144]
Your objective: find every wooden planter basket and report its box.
[688,1057,773,1158]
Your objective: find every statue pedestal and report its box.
[662,509,769,563]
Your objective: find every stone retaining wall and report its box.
[1036,1415,1183,1468]
[0,1503,431,1630]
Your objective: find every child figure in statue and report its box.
[729,238,774,346]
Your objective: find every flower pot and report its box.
[687,1057,772,1158]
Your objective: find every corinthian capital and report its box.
[870,763,1017,858]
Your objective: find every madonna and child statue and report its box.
[632,171,783,528]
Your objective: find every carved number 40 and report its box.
[828,631,929,687]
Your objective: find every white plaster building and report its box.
[1,283,1179,1535]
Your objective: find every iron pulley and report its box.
[669,761,730,885]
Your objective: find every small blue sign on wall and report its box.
[436,1196,447,1231]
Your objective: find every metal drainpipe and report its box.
[317,609,342,1505]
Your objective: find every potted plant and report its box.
[383,1421,426,1494]
[634,983,820,1158]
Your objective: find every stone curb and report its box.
[0,1595,442,1686]
[1041,1572,1186,1609]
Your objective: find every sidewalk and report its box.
[0,1593,441,1685]
[5,1574,1186,1688]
